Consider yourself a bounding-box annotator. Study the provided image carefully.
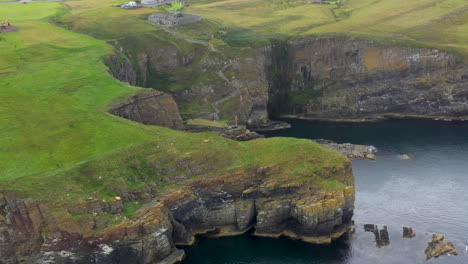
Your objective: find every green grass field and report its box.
[0,1,347,206]
[0,3,160,181]
[186,0,468,53]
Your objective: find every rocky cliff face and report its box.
[105,37,275,130]
[273,36,468,120]
[107,35,468,127]
[0,144,354,264]
[109,89,185,130]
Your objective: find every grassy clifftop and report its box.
[0,2,347,209]
[1,0,466,211]
[0,3,156,181]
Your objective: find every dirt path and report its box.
[0,26,18,32]
[149,23,217,52]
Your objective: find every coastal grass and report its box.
[0,1,347,205]
[185,0,468,53]
[0,3,161,180]
[3,128,347,203]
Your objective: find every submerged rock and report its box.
[377,226,390,248]
[403,226,416,238]
[425,234,457,260]
[364,224,390,247]
[398,154,413,160]
[364,224,376,232]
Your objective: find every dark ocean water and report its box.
[182,118,468,264]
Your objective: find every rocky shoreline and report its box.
[281,114,468,123]
[0,142,354,264]
[310,139,377,160]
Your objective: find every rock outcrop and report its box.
[425,234,457,259]
[105,37,274,130]
[106,34,468,129]
[403,226,416,238]
[364,224,390,247]
[109,89,185,130]
[310,139,377,160]
[272,36,468,121]
[0,140,355,264]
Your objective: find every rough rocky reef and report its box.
[0,142,354,264]
[425,234,458,260]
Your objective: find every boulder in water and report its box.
[403,226,416,238]
[398,154,413,160]
[425,234,457,259]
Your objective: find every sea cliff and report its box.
[106,35,468,126]
[0,136,354,263]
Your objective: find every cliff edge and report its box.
[0,136,354,264]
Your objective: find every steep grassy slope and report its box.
[1,0,466,214]
[0,2,345,206]
[0,3,158,180]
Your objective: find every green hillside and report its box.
[0,0,466,203]
[0,2,346,205]
[186,0,468,52]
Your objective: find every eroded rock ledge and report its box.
[100,171,354,263]
[0,159,354,264]
[109,89,185,130]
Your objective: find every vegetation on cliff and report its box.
[2,0,466,262]
[0,1,347,215]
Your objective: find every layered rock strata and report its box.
[273,36,468,121]
[106,34,468,126]
[109,89,185,130]
[0,152,354,263]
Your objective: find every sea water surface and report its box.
[182,118,468,264]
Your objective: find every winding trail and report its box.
[158,26,217,52]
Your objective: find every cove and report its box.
[182,118,468,264]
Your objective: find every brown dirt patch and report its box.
[0,26,18,33]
